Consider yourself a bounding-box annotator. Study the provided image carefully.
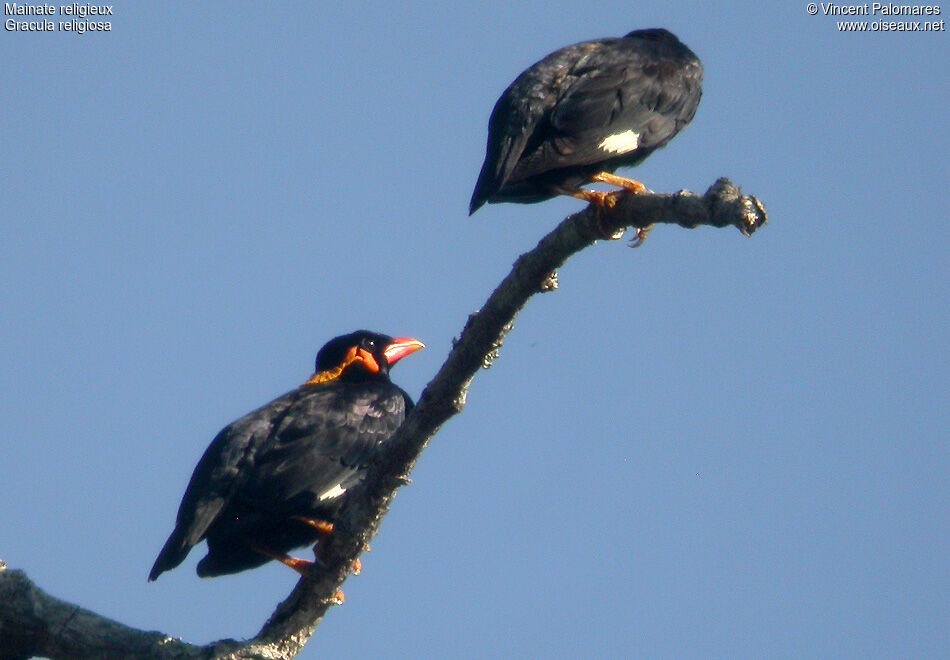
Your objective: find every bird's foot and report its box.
[577,173,652,242]
[571,188,621,210]
[627,224,654,248]
[571,189,626,239]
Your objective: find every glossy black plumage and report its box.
[148,330,423,580]
[470,28,703,214]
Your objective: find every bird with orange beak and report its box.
[149,330,424,581]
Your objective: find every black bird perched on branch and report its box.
[148,330,424,581]
[470,28,703,245]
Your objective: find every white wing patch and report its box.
[318,483,347,501]
[598,130,641,155]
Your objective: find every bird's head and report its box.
[306,330,424,385]
[624,28,681,44]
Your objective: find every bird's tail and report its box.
[148,530,192,582]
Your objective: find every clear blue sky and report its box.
[2,2,946,658]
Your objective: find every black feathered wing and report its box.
[468,41,614,212]
[516,46,702,180]
[234,385,409,513]
[470,82,553,213]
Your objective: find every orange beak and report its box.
[383,337,425,366]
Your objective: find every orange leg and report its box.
[589,171,647,194]
[291,516,334,535]
[248,542,314,577]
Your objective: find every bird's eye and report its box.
[362,338,376,351]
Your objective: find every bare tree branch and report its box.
[0,564,206,660]
[0,179,767,660]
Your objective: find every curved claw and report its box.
[627,224,654,248]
